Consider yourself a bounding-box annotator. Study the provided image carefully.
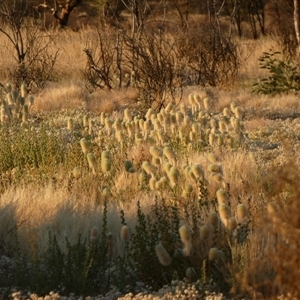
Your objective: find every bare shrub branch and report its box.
[0,0,58,93]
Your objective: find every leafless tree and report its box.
[0,0,58,92]
[170,0,190,29]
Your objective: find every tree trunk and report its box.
[294,0,300,48]
[52,0,82,28]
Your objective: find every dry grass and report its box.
[0,26,293,114]
[1,24,300,298]
[237,36,279,84]
[0,181,136,255]
[33,81,89,111]
[86,88,139,114]
[238,162,300,299]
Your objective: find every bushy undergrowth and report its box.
[252,51,300,95]
[0,84,299,299]
[83,24,239,112]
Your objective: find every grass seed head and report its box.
[182,242,193,256]
[219,120,228,133]
[207,164,221,173]
[144,119,152,131]
[120,225,130,241]
[142,161,156,176]
[80,138,90,154]
[209,247,219,261]
[145,108,154,120]
[115,130,125,143]
[212,173,224,185]
[149,146,163,159]
[184,183,193,193]
[152,157,161,166]
[230,102,237,113]
[113,119,123,132]
[102,187,110,197]
[90,227,99,244]
[179,103,187,114]
[209,132,215,146]
[163,147,176,164]
[124,108,132,122]
[67,117,73,130]
[138,171,148,184]
[194,93,201,106]
[219,204,231,223]
[188,93,195,106]
[191,123,199,133]
[191,164,203,179]
[87,153,98,172]
[72,167,81,179]
[101,150,110,160]
[149,177,157,190]
[200,225,210,240]
[226,217,237,231]
[168,166,179,186]
[100,111,106,125]
[6,92,13,105]
[20,83,27,98]
[203,97,210,110]
[237,204,248,223]
[183,166,191,179]
[165,102,174,113]
[83,115,89,128]
[217,135,224,146]
[234,106,243,120]
[210,118,218,129]
[5,83,12,92]
[157,113,164,124]
[223,107,231,117]
[101,158,111,173]
[163,162,173,174]
[179,225,191,244]
[155,243,172,266]
[208,212,219,226]
[216,189,228,205]
[175,111,184,124]
[105,117,113,134]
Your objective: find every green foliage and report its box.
[252,51,300,95]
[0,124,76,188]
[125,199,184,289]
[0,193,252,297]
[9,203,110,296]
[0,92,256,297]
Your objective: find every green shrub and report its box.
[9,202,110,296]
[252,51,300,95]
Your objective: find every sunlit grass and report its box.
[0,27,300,299]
